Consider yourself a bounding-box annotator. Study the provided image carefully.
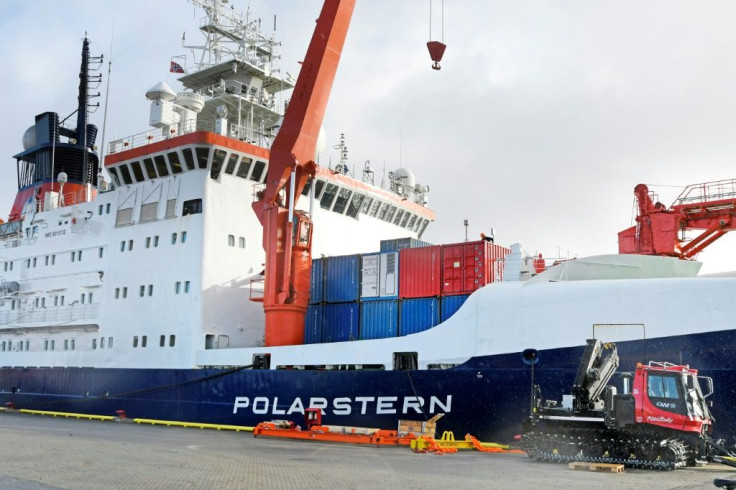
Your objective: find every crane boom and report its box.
[252,0,356,347]
[618,179,736,259]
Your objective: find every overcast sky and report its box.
[2,0,736,273]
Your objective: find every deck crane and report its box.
[618,179,736,259]
[252,1,356,346]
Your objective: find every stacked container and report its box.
[360,300,399,339]
[441,240,510,296]
[306,253,361,343]
[398,246,442,298]
[380,237,432,252]
[305,238,509,345]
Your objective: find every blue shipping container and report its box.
[325,254,360,303]
[380,237,432,253]
[309,258,325,305]
[441,294,470,322]
[304,304,323,343]
[360,300,399,339]
[400,297,439,336]
[322,303,360,342]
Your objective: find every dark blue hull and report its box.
[2,330,735,444]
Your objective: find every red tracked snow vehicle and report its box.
[521,339,717,469]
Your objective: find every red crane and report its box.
[252,0,356,347]
[618,179,736,259]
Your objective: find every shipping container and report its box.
[380,237,432,252]
[400,297,439,336]
[324,254,360,303]
[440,294,470,322]
[399,246,441,298]
[304,304,324,343]
[360,252,399,301]
[322,302,360,342]
[309,257,325,304]
[360,300,399,339]
[441,240,510,296]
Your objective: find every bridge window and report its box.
[168,152,183,174]
[108,167,121,187]
[332,188,353,214]
[143,158,157,178]
[369,200,381,218]
[401,212,413,228]
[251,160,266,182]
[119,165,133,185]
[385,206,397,223]
[406,214,416,229]
[211,149,226,179]
[237,157,252,179]
[196,147,210,169]
[320,183,338,209]
[182,148,196,170]
[313,179,326,199]
[131,161,145,182]
[155,155,169,177]
[393,209,404,225]
[377,202,389,220]
[360,196,373,214]
[225,153,239,175]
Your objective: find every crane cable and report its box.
[429,0,444,43]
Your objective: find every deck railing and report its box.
[0,304,100,326]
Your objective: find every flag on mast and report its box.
[170,60,185,73]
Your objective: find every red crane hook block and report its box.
[427,41,446,70]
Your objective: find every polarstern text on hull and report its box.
[233,395,452,416]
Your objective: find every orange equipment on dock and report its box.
[252,409,418,447]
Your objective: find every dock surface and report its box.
[0,411,733,489]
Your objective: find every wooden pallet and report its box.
[568,462,625,473]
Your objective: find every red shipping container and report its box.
[399,245,441,298]
[441,240,511,295]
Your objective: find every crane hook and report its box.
[427,0,446,70]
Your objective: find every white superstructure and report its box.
[0,0,434,370]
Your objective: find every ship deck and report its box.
[0,410,731,489]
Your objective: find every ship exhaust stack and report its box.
[8,38,103,220]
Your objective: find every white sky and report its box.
[2,0,736,273]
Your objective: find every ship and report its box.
[2,0,736,446]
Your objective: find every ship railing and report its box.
[35,189,90,214]
[0,304,100,325]
[107,119,212,155]
[673,178,736,206]
[199,79,281,113]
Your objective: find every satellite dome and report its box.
[22,126,36,150]
[393,168,416,190]
[145,81,177,102]
[57,172,68,184]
